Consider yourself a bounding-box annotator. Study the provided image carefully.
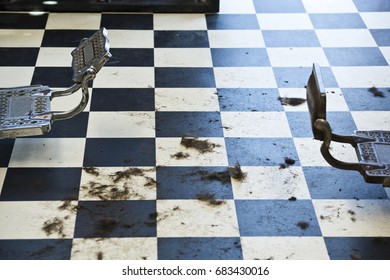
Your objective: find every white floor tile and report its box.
[332,66,390,88]
[232,166,311,200]
[214,67,276,88]
[241,236,329,260]
[93,67,155,88]
[0,201,77,239]
[153,14,207,30]
[221,112,292,137]
[351,111,390,131]
[79,167,157,201]
[219,0,256,14]
[208,30,265,48]
[313,199,390,237]
[0,67,34,88]
[326,88,350,111]
[71,237,157,260]
[294,138,359,167]
[87,112,155,138]
[316,29,377,47]
[154,48,212,67]
[267,47,329,67]
[46,13,101,30]
[155,88,219,111]
[9,138,86,168]
[157,199,239,237]
[302,0,358,13]
[257,13,314,30]
[156,137,228,166]
[107,30,154,48]
[360,12,390,29]
[36,48,73,67]
[0,168,6,195]
[0,30,44,47]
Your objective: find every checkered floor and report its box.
[1,0,390,260]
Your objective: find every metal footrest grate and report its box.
[0,85,53,138]
[0,28,111,139]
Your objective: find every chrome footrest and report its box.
[0,85,53,138]
[0,28,111,139]
[355,131,390,180]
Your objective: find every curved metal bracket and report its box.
[52,69,96,121]
[314,119,383,174]
[51,83,81,98]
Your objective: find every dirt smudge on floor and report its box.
[82,182,130,200]
[109,168,145,183]
[197,193,225,206]
[83,167,100,177]
[229,162,246,181]
[30,245,55,257]
[280,157,296,169]
[278,97,306,106]
[171,152,190,159]
[348,209,356,222]
[95,217,120,236]
[81,167,157,200]
[368,86,385,98]
[180,135,220,153]
[57,200,79,212]
[190,163,247,184]
[297,221,310,230]
[42,217,65,237]
[194,169,231,183]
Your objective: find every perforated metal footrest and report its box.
[0,28,111,139]
[354,131,390,182]
[0,85,53,138]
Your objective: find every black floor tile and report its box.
[74,200,157,238]
[206,14,259,30]
[156,112,223,137]
[342,88,390,111]
[157,166,233,199]
[211,48,270,67]
[304,167,388,199]
[253,0,305,13]
[0,48,39,66]
[325,237,390,259]
[41,30,97,47]
[90,88,155,111]
[107,48,154,67]
[101,14,153,30]
[0,13,47,29]
[31,67,75,88]
[235,200,322,236]
[154,31,209,48]
[225,138,300,166]
[218,88,283,112]
[155,68,215,88]
[0,239,72,260]
[0,139,14,167]
[158,237,243,260]
[83,138,156,167]
[1,168,81,201]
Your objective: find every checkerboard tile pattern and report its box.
[1,0,390,260]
